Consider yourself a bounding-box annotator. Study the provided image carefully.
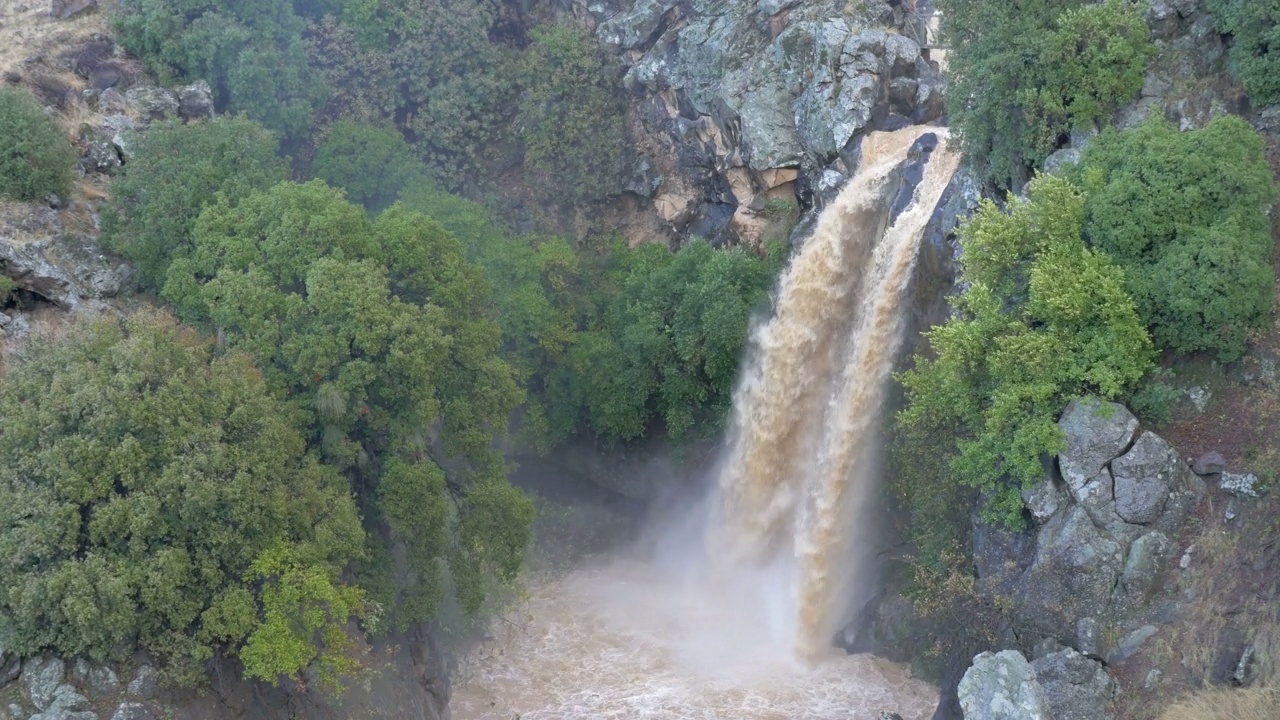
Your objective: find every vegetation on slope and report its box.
[0,87,74,202]
[1204,0,1280,106]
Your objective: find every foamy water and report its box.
[454,128,958,719]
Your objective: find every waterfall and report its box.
[453,127,960,720]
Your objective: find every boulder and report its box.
[1220,473,1261,498]
[109,704,153,720]
[97,88,127,115]
[1058,398,1138,499]
[1017,507,1125,638]
[1030,648,1116,720]
[29,711,99,720]
[72,660,120,698]
[24,657,65,711]
[1112,433,1175,525]
[958,650,1050,720]
[177,81,214,120]
[1192,451,1226,475]
[1106,624,1158,665]
[124,87,178,122]
[48,685,90,711]
[1022,479,1064,523]
[125,666,157,700]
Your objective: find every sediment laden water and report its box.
[454,127,959,719]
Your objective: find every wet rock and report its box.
[1220,473,1261,498]
[50,0,97,19]
[109,704,152,720]
[1192,451,1226,476]
[1112,433,1176,525]
[958,650,1050,720]
[24,657,65,711]
[125,666,156,700]
[177,80,214,120]
[1106,624,1157,665]
[1058,398,1139,499]
[1031,648,1117,720]
[124,87,178,121]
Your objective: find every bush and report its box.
[897,175,1153,527]
[1126,369,1183,427]
[1205,0,1280,106]
[102,117,285,292]
[0,87,74,202]
[0,311,364,686]
[162,180,533,630]
[313,120,428,213]
[940,0,1152,189]
[1070,115,1277,360]
[517,24,629,204]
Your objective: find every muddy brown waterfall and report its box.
[711,125,962,658]
[455,127,960,719]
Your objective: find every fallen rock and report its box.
[1022,479,1064,523]
[126,666,157,700]
[1106,624,1158,665]
[1220,473,1261,498]
[1031,647,1117,720]
[958,650,1051,720]
[1192,451,1226,475]
[124,87,178,122]
[1185,386,1210,412]
[177,80,214,120]
[1058,398,1139,499]
[48,685,90,712]
[24,656,65,711]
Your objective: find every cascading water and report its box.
[454,126,960,720]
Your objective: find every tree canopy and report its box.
[0,87,74,202]
[0,312,364,687]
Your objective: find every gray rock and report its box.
[1180,544,1195,569]
[97,87,127,114]
[0,202,131,308]
[1233,644,1256,687]
[71,660,119,699]
[1018,507,1125,639]
[50,0,97,19]
[1226,497,1239,522]
[1144,668,1162,689]
[125,666,156,700]
[1043,148,1081,175]
[1077,617,1101,659]
[1120,531,1174,604]
[100,114,136,161]
[1220,473,1261,498]
[877,713,903,720]
[30,710,98,720]
[1031,648,1117,720]
[109,704,152,720]
[177,80,214,120]
[23,657,65,711]
[124,87,178,121]
[1192,451,1226,475]
[1185,386,1210,412]
[1022,479,1064,523]
[85,134,122,174]
[49,685,89,712]
[1112,432,1175,525]
[7,706,21,720]
[1058,398,1139,499]
[598,0,677,49]
[958,650,1051,720]
[1106,624,1158,665]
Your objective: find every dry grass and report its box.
[0,3,110,77]
[1159,687,1280,720]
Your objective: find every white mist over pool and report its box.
[454,126,959,720]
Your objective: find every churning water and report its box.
[454,126,960,720]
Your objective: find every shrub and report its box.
[0,87,74,201]
[1205,0,1280,106]
[0,311,364,686]
[102,117,285,292]
[517,24,630,204]
[897,175,1153,527]
[162,180,533,630]
[1126,369,1183,427]
[313,120,428,213]
[940,0,1152,189]
[1070,115,1277,360]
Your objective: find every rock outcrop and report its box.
[957,650,1050,720]
[0,201,130,312]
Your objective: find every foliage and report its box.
[940,0,1152,189]
[1205,0,1280,106]
[102,117,286,292]
[516,24,629,204]
[0,312,364,685]
[0,87,74,202]
[308,0,517,186]
[1126,368,1183,427]
[1070,115,1277,360]
[0,276,15,305]
[897,175,1154,526]
[312,120,429,214]
[161,180,532,631]
[113,0,327,145]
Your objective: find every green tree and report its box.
[0,311,364,685]
[1069,115,1277,360]
[312,120,428,213]
[102,117,286,292]
[0,87,74,202]
[114,0,327,145]
[940,0,1152,189]
[1205,0,1280,106]
[162,180,533,632]
[517,24,629,204]
[898,175,1153,527]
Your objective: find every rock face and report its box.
[957,650,1050,720]
[1111,432,1175,524]
[1030,648,1116,720]
[584,0,944,243]
[0,201,130,310]
[1018,507,1125,636]
[1057,398,1138,496]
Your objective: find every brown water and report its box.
[454,127,959,720]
